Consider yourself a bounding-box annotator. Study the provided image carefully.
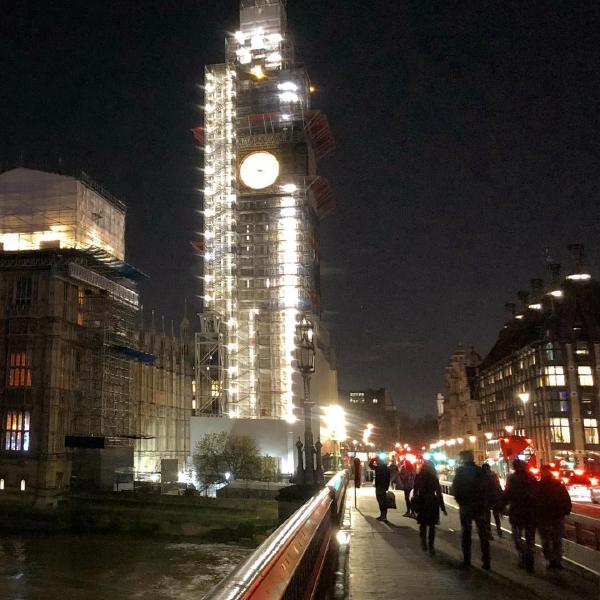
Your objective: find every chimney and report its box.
[517,290,529,309]
[568,243,585,273]
[505,302,516,316]
[530,278,544,299]
[546,262,561,286]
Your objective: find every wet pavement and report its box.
[349,486,598,600]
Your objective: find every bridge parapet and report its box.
[205,470,349,599]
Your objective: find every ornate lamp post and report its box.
[295,315,322,485]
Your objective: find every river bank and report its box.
[0,493,279,544]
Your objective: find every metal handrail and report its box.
[205,470,348,600]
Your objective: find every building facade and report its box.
[131,318,192,478]
[478,259,600,467]
[0,167,192,504]
[437,347,485,462]
[339,388,399,450]
[195,0,336,423]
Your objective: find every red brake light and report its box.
[529,467,540,475]
[551,470,560,479]
[549,462,556,468]
[574,468,584,476]
[590,477,599,486]
[561,477,570,485]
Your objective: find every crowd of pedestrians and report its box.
[367,448,572,572]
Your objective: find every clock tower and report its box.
[195,0,335,422]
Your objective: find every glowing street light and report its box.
[362,423,374,446]
[468,435,477,443]
[505,425,514,434]
[518,392,530,403]
[484,432,493,440]
[323,404,347,469]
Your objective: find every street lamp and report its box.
[505,425,514,434]
[295,314,321,485]
[323,404,346,470]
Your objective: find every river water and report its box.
[0,534,251,600]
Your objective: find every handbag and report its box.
[385,491,397,509]
[411,491,423,513]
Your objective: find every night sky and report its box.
[2,1,600,416]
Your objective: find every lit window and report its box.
[584,418,599,444]
[544,343,556,361]
[20,479,26,492]
[8,351,32,387]
[578,366,594,386]
[544,366,565,387]
[1,411,31,451]
[0,478,4,490]
[372,398,378,404]
[550,417,571,443]
[575,341,589,356]
[77,288,85,326]
[192,399,197,410]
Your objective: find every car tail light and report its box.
[590,477,598,486]
[551,470,560,479]
[561,477,570,485]
[529,467,540,475]
[574,468,584,476]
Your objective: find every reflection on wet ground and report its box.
[0,534,251,600]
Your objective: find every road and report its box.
[572,501,600,519]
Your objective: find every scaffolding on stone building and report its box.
[0,166,126,260]
[195,312,226,414]
[77,285,138,445]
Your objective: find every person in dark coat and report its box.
[412,460,447,555]
[369,457,391,521]
[482,463,503,539]
[389,461,399,490]
[501,459,537,573]
[535,464,572,569]
[451,450,491,569]
[398,460,417,517]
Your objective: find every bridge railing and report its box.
[204,470,349,600]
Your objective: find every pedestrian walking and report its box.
[501,459,537,573]
[535,464,572,570]
[412,460,447,555]
[369,457,391,521]
[398,460,416,516]
[389,460,400,490]
[482,463,503,539]
[451,450,491,570]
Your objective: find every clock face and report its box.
[239,152,280,189]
